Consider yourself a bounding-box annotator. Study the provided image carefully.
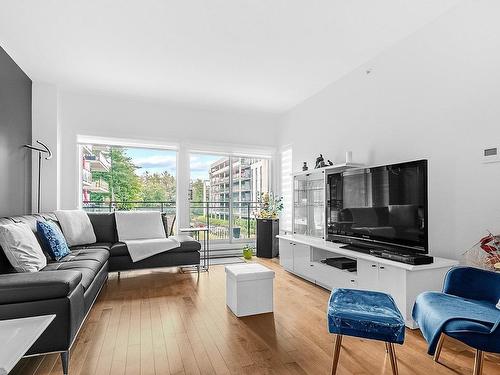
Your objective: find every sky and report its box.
[124,148,225,180]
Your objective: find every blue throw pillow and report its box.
[37,220,70,261]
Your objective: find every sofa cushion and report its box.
[109,242,129,257]
[70,242,112,251]
[55,210,97,246]
[37,220,70,261]
[0,270,82,304]
[0,222,47,272]
[109,238,201,258]
[169,235,202,252]
[42,248,109,291]
[9,214,46,231]
[87,213,117,243]
[65,248,110,264]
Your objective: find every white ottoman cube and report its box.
[225,263,275,317]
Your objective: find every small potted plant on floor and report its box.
[255,192,283,258]
[242,245,254,260]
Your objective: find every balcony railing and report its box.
[189,200,260,240]
[82,200,260,241]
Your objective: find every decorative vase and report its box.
[243,248,253,260]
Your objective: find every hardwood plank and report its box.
[15,259,500,375]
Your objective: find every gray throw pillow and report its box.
[0,222,47,272]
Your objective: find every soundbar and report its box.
[369,249,434,265]
[340,244,434,265]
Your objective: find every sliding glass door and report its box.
[189,154,230,240]
[189,153,270,243]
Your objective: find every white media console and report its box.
[277,234,458,328]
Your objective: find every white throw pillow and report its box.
[0,223,47,272]
[55,210,97,247]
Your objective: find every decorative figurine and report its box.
[315,154,325,169]
[327,160,334,166]
[302,162,308,171]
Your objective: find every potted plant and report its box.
[255,192,283,258]
[242,245,254,260]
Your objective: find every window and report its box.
[189,153,270,242]
[80,144,177,230]
[280,147,293,232]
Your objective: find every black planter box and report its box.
[256,219,279,258]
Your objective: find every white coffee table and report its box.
[0,315,55,375]
[225,263,275,317]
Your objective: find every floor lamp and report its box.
[24,140,52,213]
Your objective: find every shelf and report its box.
[311,261,358,277]
[294,204,324,208]
[294,187,325,192]
[292,162,364,177]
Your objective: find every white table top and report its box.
[225,263,275,281]
[179,227,209,232]
[0,315,55,375]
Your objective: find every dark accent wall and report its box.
[0,46,32,216]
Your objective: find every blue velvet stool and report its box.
[327,288,405,374]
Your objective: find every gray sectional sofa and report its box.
[0,212,201,374]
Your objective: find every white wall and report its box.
[55,90,280,210]
[279,0,500,260]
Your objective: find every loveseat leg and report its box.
[61,351,69,375]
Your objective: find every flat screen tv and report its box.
[327,159,428,253]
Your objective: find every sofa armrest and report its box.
[0,270,83,304]
[443,266,500,304]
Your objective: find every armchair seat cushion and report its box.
[413,291,500,354]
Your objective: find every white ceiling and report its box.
[0,0,460,112]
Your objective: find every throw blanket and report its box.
[412,291,500,354]
[115,211,180,262]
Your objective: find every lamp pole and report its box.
[23,140,52,213]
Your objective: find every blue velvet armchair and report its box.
[412,266,500,375]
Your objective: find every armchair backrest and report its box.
[443,266,500,305]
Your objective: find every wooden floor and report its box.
[13,258,499,375]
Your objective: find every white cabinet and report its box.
[292,243,315,281]
[277,235,458,328]
[357,260,380,289]
[279,241,294,271]
[358,259,406,317]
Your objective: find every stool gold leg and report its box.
[387,343,399,375]
[331,334,343,375]
[473,350,483,375]
[434,334,445,362]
